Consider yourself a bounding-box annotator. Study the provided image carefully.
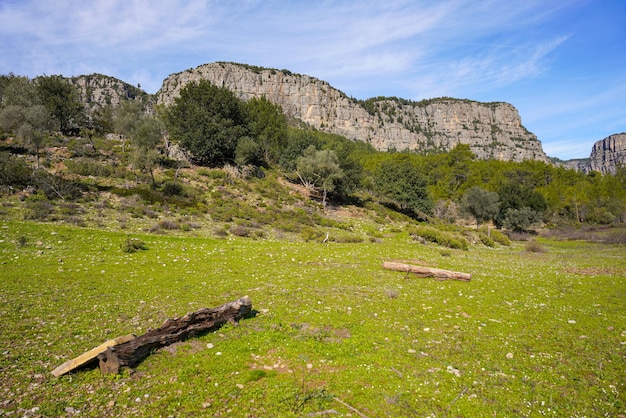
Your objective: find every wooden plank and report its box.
[51,334,136,377]
[382,261,471,281]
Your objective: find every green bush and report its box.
[0,152,31,191]
[300,227,325,242]
[163,182,183,197]
[24,193,54,220]
[478,232,495,247]
[525,240,546,253]
[408,225,469,250]
[120,237,147,253]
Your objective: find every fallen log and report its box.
[51,334,136,377]
[382,261,471,281]
[97,296,252,374]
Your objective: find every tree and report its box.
[164,80,249,167]
[460,186,500,227]
[502,207,542,232]
[296,146,344,207]
[113,100,145,152]
[374,156,432,217]
[245,96,288,165]
[130,115,164,188]
[0,76,54,166]
[36,75,85,135]
[279,129,321,171]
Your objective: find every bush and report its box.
[24,193,54,220]
[503,207,542,232]
[478,232,495,247]
[158,219,179,230]
[230,225,250,237]
[408,225,469,250]
[525,240,546,253]
[477,226,511,246]
[212,227,229,237]
[300,227,325,242]
[120,237,147,253]
[162,182,183,197]
[0,152,31,191]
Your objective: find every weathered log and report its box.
[382,261,471,281]
[51,334,136,377]
[97,296,252,374]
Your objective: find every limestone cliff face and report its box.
[157,62,548,162]
[589,133,626,174]
[67,74,152,115]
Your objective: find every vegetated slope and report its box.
[156,62,548,162]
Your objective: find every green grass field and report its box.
[1,220,625,416]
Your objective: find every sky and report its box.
[1,0,624,160]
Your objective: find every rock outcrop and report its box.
[559,133,626,175]
[67,74,152,118]
[157,62,548,162]
[589,133,626,174]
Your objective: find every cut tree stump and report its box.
[97,296,252,374]
[382,261,471,281]
[51,334,136,377]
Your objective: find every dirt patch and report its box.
[159,340,206,355]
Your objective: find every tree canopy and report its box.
[164,80,249,167]
[374,155,432,218]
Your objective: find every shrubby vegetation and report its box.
[1,73,625,240]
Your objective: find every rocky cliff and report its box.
[67,74,152,116]
[558,133,626,175]
[157,62,548,162]
[588,133,626,174]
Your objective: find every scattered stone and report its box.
[446,365,461,377]
[506,352,514,359]
[206,343,214,349]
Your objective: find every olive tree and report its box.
[460,186,500,227]
[296,146,344,207]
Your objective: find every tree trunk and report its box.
[97,296,252,374]
[382,261,471,281]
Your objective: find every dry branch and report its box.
[95,296,252,374]
[383,261,471,281]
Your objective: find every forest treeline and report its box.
[1,74,624,230]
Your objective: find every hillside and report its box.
[156,62,548,162]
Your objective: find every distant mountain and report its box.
[561,133,626,175]
[67,73,153,118]
[155,62,548,162]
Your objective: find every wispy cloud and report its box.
[0,0,623,159]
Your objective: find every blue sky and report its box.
[1,0,624,160]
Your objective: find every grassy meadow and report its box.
[1,220,625,417]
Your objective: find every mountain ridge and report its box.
[156,62,548,162]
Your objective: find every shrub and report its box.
[212,227,229,237]
[162,182,183,197]
[525,240,546,253]
[300,227,325,242]
[0,152,31,191]
[490,228,511,246]
[408,225,469,250]
[478,232,495,247]
[332,233,364,243]
[604,229,626,245]
[120,237,147,253]
[230,225,250,237]
[158,219,180,230]
[24,193,54,220]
